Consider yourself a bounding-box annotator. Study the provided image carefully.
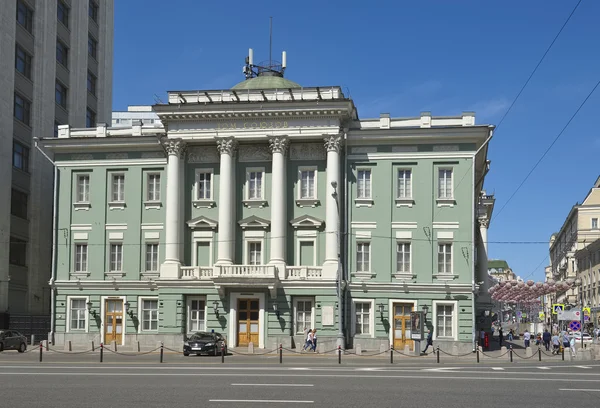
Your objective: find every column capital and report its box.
[323,134,343,153]
[160,137,187,157]
[216,137,237,155]
[478,217,490,229]
[268,136,289,155]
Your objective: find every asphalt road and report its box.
[1,359,600,407]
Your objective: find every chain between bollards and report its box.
[509,345,513,363]
[390,346,393,364]
[160,342,164,363]
[100,343,104,363]
[338,345,342,364]
[436,346,440,364]
[279,344,283,364]
[39,342,43,362]
[221,345,225,363]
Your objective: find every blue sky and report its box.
[113,0,600,282]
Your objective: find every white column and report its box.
[269,136,289,265]
[324,135,342,269]
[216,138,237,264]
[477,218,490,302]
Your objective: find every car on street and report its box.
[0,330,27,352]
[571,332,593,344]
[183,331,227,356]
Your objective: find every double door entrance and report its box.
[104,299,124,345]
[393,303,414,351]
[237,298,259,347]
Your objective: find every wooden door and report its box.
[393,303,414,351]
[237,298,259,347]
[104,299,124,345]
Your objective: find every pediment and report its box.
[290,215,324,229]
[187,215,218,230]
[238,215,270,230]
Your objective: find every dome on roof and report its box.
[232,75,300,90]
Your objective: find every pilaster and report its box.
[323,134,342,277]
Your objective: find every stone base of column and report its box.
[268,261,287,280]
[160,262,181,279]
[322,261,339,280]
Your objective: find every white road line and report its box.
[231,383,314,387]
[210,400,313,404]
[538,367,550,370]
[559,389,600,392]
[575,366,592,369]
[491,368,504,371]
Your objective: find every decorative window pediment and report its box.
[238,215,270,230]
[187,215,218,230]
[290,215,324,229]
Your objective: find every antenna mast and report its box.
[269,16,273,66]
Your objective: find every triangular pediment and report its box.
[290,215,324,229]
[187,215,218,230]
[238,215,270,230]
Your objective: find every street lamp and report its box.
[575,278,584,348]
[331,180,345,349]
[213,300,220,319]
[422,304,429,322]
[272,302,280,319]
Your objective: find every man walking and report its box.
[523,329,531,348]
[542,329,551,351]
[498,328,504,347]
[422,329,433,354]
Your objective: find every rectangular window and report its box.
[88,35,98,59]
[89,0,99,22]
[11,189,28,219]
[76,174,90,203]
[57,1,69,27]
[295,299,313,334]
[9,237,27,266]
[592,218,598,230]
[436,304,454,338]
[145,243,159,272]
[14,93,31,125]
[13,141,30,172]
[196,170,212,200]
[147,173,161,201]
[56,40,69,67]
[70,298,87,330]
[354,302,371,335]
[110,244,123,272]
[86,108,96,127]
[396,242,411,273]
[248,242,262,265]
[188,299,205,332]
[438,169,453,199]
[87,71,97,95]
[111,174,125,202]
[247,171,263,200]
[16,0,33,32]
[74,244,88,272]
[397,169,412,199]
[438,243,452,274]
[357,169,372,199]
[356,242,370,272]
[15,45,32,79]
[141,299,158,331]
[55,81,67,108]
[299,169,316,199]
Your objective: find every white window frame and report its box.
[293,297,315,335]
[397,168,412,199]
[193,168,215,208]
[356,241,371,273]
[245,240,264,265]
[396,241,412,274]
[145,172,161,209]
[186,296,207,334]
[437,242,453,275]
[66,296,89,333]
[298,167,317,200]
[74,173,91,210]
[109,242,123,273]
[246,168,265,200]
[356,168,372,199]
[592,218,598,230]
[352,299,375,338]
[296,238,317,267]
[145,242,159,272]
[111,173,125,202]
[138,297,159,332]
[432,300,458,341]
[74,243,88,274]
[437,168,454,203]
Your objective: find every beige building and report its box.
[574,239,600,322]
[488,259,516,282]
[0,0,114,319]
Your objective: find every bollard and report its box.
[390,347,394,364]
[160,342,164,363]
[100,343,104,363]
[39,342,43,362]
[338,345,342,364]
[538,348,541,362]
[510,346,513,363]
[477,348,480,363]
[562,346,564,361]
[221,346,225,364]
[436,346,440,364]
[279,344,283,364]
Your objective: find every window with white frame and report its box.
[147,173,161,201]
[438,169,453,199]
[74,244,88,272]
[397,169,412,199]
[438,243,452,274]
[356,242,371,272]
[69,298,87,330]
[247,241,262,265]
[76,174,90,202]
[294,298,313,334]
[436,304,454,338]
[299,168,316,199]
[111,174,125,202]
[592,218,598,229]
[145,243,158,272]
[141,299,158,331]
[188,298,205,332]
[110,243,123,272]
[396,242,411,273]
[195,170,212,200]
[357,169,372,199]
[247,170,263,200]
[354,302,371,335]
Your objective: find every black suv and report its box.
[183,331,227,356]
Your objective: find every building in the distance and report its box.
[487,260,516,282]
[111,106,161,128]
[0,0,114,324]
[39,49,494,352]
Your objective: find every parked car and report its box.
[571,332,593,344]
[183,331,227,356]
[0,330,27,352]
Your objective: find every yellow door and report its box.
[393,303,414,351]
[104,299,123,345]
[237,298,259,346]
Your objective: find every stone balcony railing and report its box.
[178,265,325,280]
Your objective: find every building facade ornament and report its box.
[160,137,186,157]
[290,143,326,161]
[478,218,490,229]
[106,153,129,160]
[268,136,289,155]
[188,146,219,163]
[238,145,271,162]
[216,137,237,156]
[141,152,165,159]
[323,134,342,153]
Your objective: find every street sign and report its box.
[558,309,581,321]
[552,304,564,315]
[569,320,581,332]
[583,307,591,316]
[539,312,545,320]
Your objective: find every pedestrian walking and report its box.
[498,328,504,347]
[551,332,560,355]
[523,330,531,348]
[542,329,551,351]
[569,335,577,357]
[422,329,433,354]
[508,329,514,341]
[561,331,570,352]
[303,329,314,351]
[310,329,318,352]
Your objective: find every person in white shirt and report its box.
[523,330,531,348]
[303,329,314,351]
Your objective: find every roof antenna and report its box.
[269,16,273,66]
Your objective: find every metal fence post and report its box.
[390,347,393,364]
[100,343,104,363]
[338,345,342,364]
[279,344,283,364]
[538,348,541,362]
[510,346,513,363]
[160,342,164,363]
[561,346,564,361]
[477,347,480,363]
[221,346,225,364]
[39,342,42,362]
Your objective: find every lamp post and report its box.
[331,181,345,349]
[575,278,583,348]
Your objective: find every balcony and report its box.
[178,265,326,280]
[286,266,323,279]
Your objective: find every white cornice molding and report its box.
[55,159,167,167]
[347,282,473,294]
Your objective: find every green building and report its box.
[40,53,494,353]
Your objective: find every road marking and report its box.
[210,400,313,404]
[289,367,311,370]
[575,366,592,369]
[231,383,314,387]
[538,367,550,370]
[491,368,504,371]
[559,389,600,392]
